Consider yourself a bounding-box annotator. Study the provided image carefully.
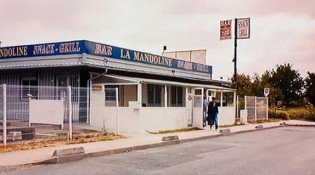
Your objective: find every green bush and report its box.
[268,109,276,118]
[268,109,289,120]
[306,108,315,122]
[270,107,315,121]
[277,111,289,120]
[287,108,310,120]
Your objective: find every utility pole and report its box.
[234,18,238,90]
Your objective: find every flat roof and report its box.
[93,74,235,91]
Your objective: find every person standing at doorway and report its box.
[208,97,219,131]
[203,96,208,127]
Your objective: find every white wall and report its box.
[218,107,236,126]
[192,107,203,128]
[91,89,188,133]
[162,50,206,64]
[91,107,187,134]
[90,90,106,130]
[140,107,187,132]
[90,88,236,134]
[29,99,64,128]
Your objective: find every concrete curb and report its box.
[34,125,284,165]
[33,140,182,165]
[285,124,315,127]
[9,123,315,166]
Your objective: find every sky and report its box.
[0,0,314,80]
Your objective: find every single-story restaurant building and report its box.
[0,40,236,133]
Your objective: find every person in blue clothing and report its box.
[208,97,219,131]
[203,96,208,127]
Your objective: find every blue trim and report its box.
[0,40,212,74]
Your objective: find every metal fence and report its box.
[0,84,89,124]
[245,96,268,121]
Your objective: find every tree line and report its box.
[233,63,315,107]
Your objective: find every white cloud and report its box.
[0,0,314,80]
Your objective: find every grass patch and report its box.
[247,118,283,124]
[0,133,125,153]
[148,127,202,134]
[219,123,245,128]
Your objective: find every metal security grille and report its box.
[0,84,89,124]
[245,96,268,121]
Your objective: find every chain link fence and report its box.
[245,96,268,122]
[0,85,89,123]
[0,84,90,145]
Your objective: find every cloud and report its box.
[160,0,315,19]
[0,0,314,79]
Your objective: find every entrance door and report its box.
[186,87,193,127]
[193,88,203,128]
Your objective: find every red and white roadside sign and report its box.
[237,18,250,39]
[264,88,270,97]
[220,20,232,40]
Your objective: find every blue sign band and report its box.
[0,40,212,74]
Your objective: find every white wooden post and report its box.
[28,95,32,127]
[3,84,7,146]
[220,90,223,107]
[266,97,269,120]
[234,92,237,119]
[115,87,119,135]
[137,83,142,108]
[68,86,72,140]
[244,96,247,110]
[254,96,257,122]
[164,85,167,107]
[86,80,91,124]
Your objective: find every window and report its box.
[147,84,163,107]
[216,92,234,107]
[225,92,235,107]
[170,86,184,107]
[193,88,203,107]
[21,77,38,99]
[105,85,119,106]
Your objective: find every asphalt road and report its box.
[5,127,315,175]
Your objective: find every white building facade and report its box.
[0,40,236,133]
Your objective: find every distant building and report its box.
[162,49,207,64]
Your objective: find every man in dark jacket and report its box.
[208,97,219,131]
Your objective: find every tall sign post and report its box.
[220,18,250,118]
[221,18,250,88]
[234,18,238,89]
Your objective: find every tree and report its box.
[234,73,252,97]
[250,73,264,96]
[249,71,284,106]
[269,63,304,106]
[259,70,284,106]
[305,72,315,105]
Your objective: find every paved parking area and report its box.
[5,126,315,175]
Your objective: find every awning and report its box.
[99,74,235,92]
